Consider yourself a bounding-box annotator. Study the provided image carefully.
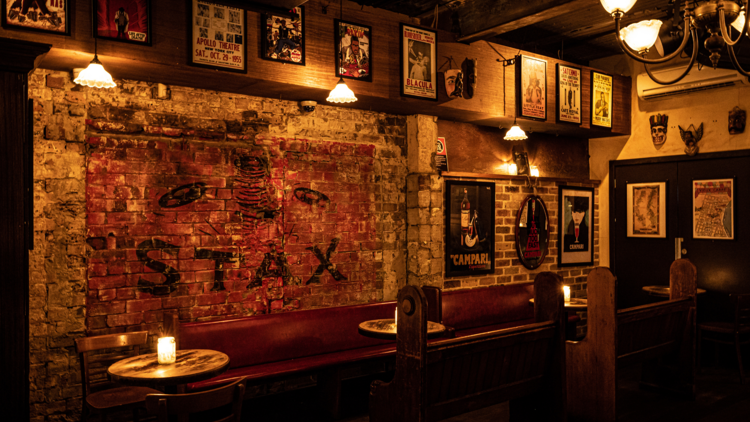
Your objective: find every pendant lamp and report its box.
[504,118,528,141]
[74,39,116,89]
[327,0,357,103]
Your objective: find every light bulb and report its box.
[509,163,518,175]
[74,56,116,89]
[326,78,357,103]
[504,125,528,141]
[620,20,662,53]
[600,0,638,15]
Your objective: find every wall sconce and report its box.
[157,337,176,364]
[530,166,540,177]
[508,163,518,175]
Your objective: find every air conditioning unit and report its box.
[637,65,747,100]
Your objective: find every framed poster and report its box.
[335,19,371,82]
[2,0,69,35]
[516,55,547,120]
[591,71,613,128]
[445,180,495,277]
[693,178,734,240]
[400,23,437,101]
[261,6,304,65]
[626,182,667,238]
[556,64,581,124]
[558,186,593,267]
[190,0,246,72]
[93,0,151,45]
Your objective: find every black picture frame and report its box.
[516,55,547,121]
[1,0,70,35]
[261,6,305,66]
[334,19,372,82]
[556,63,582,124]
[400,23,438,101]
[188,0,247,73]
[93,0,152,46]
[444,180,495,278]
[591,70,613,129]
[558,185,594,267]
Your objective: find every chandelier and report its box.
[602,0,750,84]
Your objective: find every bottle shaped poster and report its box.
[461,188,470,245]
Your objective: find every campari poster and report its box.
[444,180,495,277]
[400,23,437,100]
[191,0,246,72]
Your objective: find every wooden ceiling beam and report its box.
[456,0,600,44]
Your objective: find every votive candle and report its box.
[157,337,176,364]
[563,286,571,303]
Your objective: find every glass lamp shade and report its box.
[620,20,662,53]
[504,125,528,141]
[732,11,747,35]
[600,0,637,15]
[74,57,116,89]
[326,78,357,103]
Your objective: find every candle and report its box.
[530,166,540,177]
[509,163,518,176]
[157,337,176,364]
[563,286,571,303]
[394,309,398,326]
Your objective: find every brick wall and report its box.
[28,69,407,421]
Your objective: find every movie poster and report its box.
[94,0,150,44]
[592,71,613,128]
[693,178,734,240]
[191,0,245,72]
[557,64,581,124]
[262,7,304,65]
[2,0,68,34]
[335,19,371,81]
[400,23,437,100]
[445,181,494,277]
[558,186,593,267]
[517,55,547,120]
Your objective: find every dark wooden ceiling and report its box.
[354,0,750,68]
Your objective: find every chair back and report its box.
[145,377,246,422]
[75,331,150,398]
[734,293,750,330]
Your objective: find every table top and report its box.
[108,349,230,386]
[642,285,707,297]
[528,297,588,309]
[358,319,446,340]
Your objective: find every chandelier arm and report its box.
[614,12,693,64]
[718,5,746,46]
[727,43,750,78]
[642,29,699,85]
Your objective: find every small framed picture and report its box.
[558,186,594,267]
[444,180,495,277]
[190,0,246,72]
[2,0,69,35]
[93,0,152,45]
[626,181,667,238]
[335,19,371,82]
[556,64,581,124]
[693,178,734,240]
[400,23,437,101]
[591,71,613,128]
[516,55,547,121]
[261,6,305,65]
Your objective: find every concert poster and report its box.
[191,0,246,72]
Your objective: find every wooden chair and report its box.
[145,377,246,422]
[75,331,161,422]
[698,293,750,383]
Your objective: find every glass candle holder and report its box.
[157,337,176,364]
[563,286,571,303]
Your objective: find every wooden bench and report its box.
[369,273,567,422]
[566,259,697,422]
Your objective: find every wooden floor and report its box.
[239,347,750,422]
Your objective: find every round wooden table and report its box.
[108,349,229,393]
[358,319,446,340]
[642,285,707,297]
[528,297,588,309]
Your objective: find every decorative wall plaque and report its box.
[515,195,549,270]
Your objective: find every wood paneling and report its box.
[0,0,630,138]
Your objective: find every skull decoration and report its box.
[729,106,746,135]
[649,113,668,149]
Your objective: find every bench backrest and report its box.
[370,273,566,422]
[441,282,535,331]
[177,301,396,369]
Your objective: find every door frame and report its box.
[609,149,750,276]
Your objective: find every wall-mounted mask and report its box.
[729,106,746,134]
[444,69,464,98]
[649,113,668,149]
[512,146,530,176]
[678,123,703,156]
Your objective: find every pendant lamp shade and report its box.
[504,119,528,141]
[326,78,357,103]
[74,56,116,89]
[620,20,662,53]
